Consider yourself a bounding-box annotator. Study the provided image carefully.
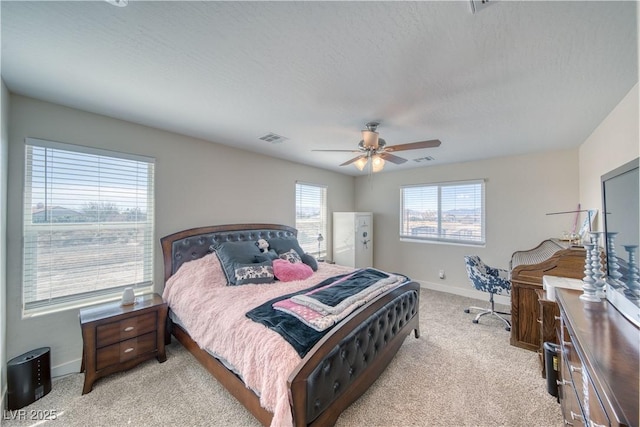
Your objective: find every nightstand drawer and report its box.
[96,311,157,348]
[96,331,157,370]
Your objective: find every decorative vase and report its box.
[622,245,640,302]
[580,243,600,302]
[589,232,606,298]
[605,232,623,287]
[121,287,135,306]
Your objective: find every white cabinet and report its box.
[332,212,373,268]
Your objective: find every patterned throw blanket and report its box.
[246,268,408,357]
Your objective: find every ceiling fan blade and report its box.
[312,149,361,153]
[379,152,408,164]
[385,139,442,152]
[340,155,366,166]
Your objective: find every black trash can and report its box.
[544,342,560,402]
[7,347,52,410]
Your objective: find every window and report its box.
[23,138,155,316]
[295,182,327,257]
[400,180,485,245]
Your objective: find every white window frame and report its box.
[22,138,155,317]
[295,182,327,258]
[400,179,486,246]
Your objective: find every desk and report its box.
[510,240,585,351]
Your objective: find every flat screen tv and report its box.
[601,157,639,326]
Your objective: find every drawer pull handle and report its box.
[589,422,606,427]
[124,347,135,353]
[570,411,584,422]
[569,365,582,373]
[557,379,571,386]
[555,316,562,321]
[124,326,135,332]
[564,420,574,426]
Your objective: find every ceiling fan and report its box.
[313,122,441,173]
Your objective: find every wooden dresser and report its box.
[556,288,639,427]
[510,239,585,352]
[80,293,168,394]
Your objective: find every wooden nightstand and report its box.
[79,293,168,394]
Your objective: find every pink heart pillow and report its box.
[272,258,314,282]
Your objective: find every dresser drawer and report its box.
[96,331,157,371]
[559,351,586,425]
[562,385,586,426]
[562,340,584,396]
[96,311,157,348]
[586,376,610,427]
[561,349,610,427]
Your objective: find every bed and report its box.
[161,223,420,427]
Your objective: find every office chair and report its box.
[463,255,512,331]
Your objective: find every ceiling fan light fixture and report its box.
[362,130,379,149]
[354,157,368,171]
[321,122,441,172]
[371,155,385,173]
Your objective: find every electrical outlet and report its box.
[439,269,445,279]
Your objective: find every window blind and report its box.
[23,138,155,315]
[295,182,327,257]
[400,180,485,245]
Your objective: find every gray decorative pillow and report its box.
[213,240,263,285]
[269,237,319,270]
[269,237,305,257]
[234,261,275,285]
[254,249,279,263]
[279,249,303,264]
[300,253,318,271]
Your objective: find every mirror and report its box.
[601,157,640,326]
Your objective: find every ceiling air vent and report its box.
[105,0,128,7]
[259,133,288,144]
[413,156,435,163]
[469,0,493,14]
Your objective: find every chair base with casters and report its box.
[463,255,512,332]
[464,292,511,331]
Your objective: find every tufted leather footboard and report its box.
[288,281,420,427]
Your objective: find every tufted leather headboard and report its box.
[160,223,297,284]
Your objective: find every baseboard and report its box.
[52,358,82,379]
[416,280,511,307]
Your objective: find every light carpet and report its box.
[2,289,563,426]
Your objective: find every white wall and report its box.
[1,80,9,408]
[354,149,580,302]
[5,95,355,376]
[579,83,639,231]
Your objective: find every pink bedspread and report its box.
[162,253,353,427]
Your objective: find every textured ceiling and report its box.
[1,1,638,175]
